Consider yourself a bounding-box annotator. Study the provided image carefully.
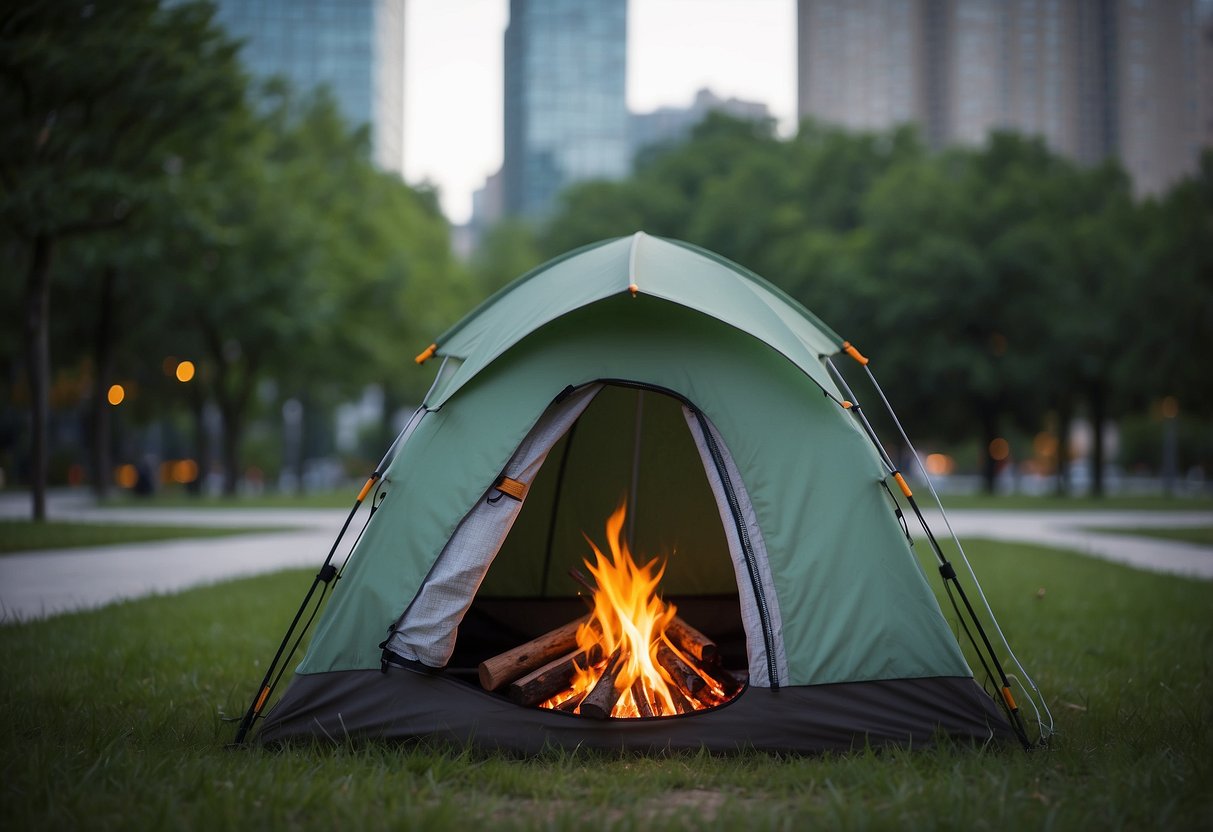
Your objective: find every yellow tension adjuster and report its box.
[893,472,913,498]
[356,475,378,502]
[1001,686,1018,711]
[842,340,870,366]
[414,343,437,365]
[253,685,272,715]
[495,476,527,501]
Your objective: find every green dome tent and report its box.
[236,233,1046,753]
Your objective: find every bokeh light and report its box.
[988,437,1010,461]
[172,459,199,483]
[176,360,196,383]
[107,384,125,406]
[115,464,138,489]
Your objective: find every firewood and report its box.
[479,615,591,691]
[664,678,695,714]
[630,679,655,718]
[506,645,603,707]
[698,659,742,698]
[664,616,717,662]
[578,647,625,719]
[655,642,705,696]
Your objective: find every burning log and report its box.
[663,617,717,663]
[700,662,744,699]
[578,647,625,720]
[654,642,705,696]
[506,645,604,708]
[664,679,695,714]
[630,679,655,718]
[479,615,591,691]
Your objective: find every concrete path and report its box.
[1,492,1210,622]
[920,508,1213,581]
[0,492,355,622]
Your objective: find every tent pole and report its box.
[825,357,1035,748]
[231,405,430,744]
[232,473,380,744]
[855,361,1053,741]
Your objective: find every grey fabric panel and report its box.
[257,669,1013,754]
[681,406,788,688]
[386,385,602,666]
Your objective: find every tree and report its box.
[155,85,464,493]
[857,135,1077,492]
[0,0,245,517]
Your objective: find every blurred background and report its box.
[2,0,1211,519]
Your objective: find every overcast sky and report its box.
[404,0,797,224]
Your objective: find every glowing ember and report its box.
[540,502,728,717]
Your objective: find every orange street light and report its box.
[107,384,125,406]
[176,360,196,383]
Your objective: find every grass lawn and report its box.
[2,541,1210,829]
[0,520,288,555]
[1084,525,1213,546]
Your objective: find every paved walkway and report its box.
[1,492,1210,622]
[920,508,1213,581]
[0,492,353,622]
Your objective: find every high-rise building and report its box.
[797,0,932,134]
[503,0,629,219]
[797,0,1213,194]
[211,0,406,176]
[630,88,773,159]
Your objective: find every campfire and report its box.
[478,503,743,718]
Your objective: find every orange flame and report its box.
[543,501,705,717]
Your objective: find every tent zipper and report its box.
[691,407,780,689]
[589,379,780,689]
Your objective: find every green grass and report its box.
[1083,525,1213,546]
[0,520,288,555]
[2,541,1211,829]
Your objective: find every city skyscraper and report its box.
[630,88,773,159]
[797,0,1213,194]
[211,0,406,176]
[502,0,629,219]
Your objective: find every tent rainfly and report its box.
[235,232,1051,753]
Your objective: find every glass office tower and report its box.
[212,0,405,175]
[503,0,629,220]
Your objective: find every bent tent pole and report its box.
[232,405,429,745]
[854,357,1055,741]
[825,347,1037,749]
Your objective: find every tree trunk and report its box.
[219,400,242,497]
[979,404,1000,495]
[1054,398,1072,497]
[1089,381,1107,498]
[88,265,118,500]
[23,233,53,521]
[186,380,210,496]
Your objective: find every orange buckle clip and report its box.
[495,476,527,501]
